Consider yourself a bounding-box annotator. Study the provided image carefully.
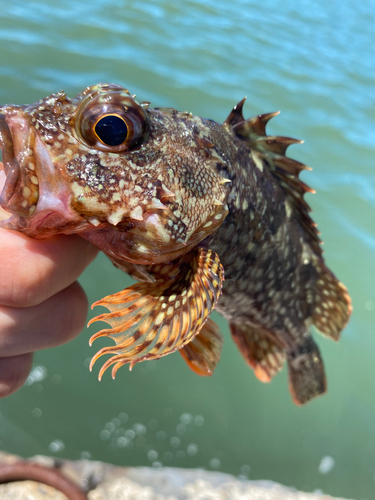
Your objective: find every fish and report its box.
[0,83,351,405]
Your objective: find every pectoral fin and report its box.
[88,248,224,380]
[179,318,223,376]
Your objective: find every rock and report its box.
[0,452,353,500]
[0,480,66,499]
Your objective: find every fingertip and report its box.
[0,353,33,398]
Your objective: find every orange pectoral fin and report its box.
[88,248,224,380]
[179,318,223,376]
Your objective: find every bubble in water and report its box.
[176,423,186,435]
[83,358,91,368]
[119,412,129,423]
[180,413,193,425]
[25,366,47,386]
[81,451,91,460]
[105,422,115,433]
[152,461,162,468]
[31,408,42,418]
[100,430,110,440]
[125,429,135,440]
[49,440,65,453]
[133,423,146,435]
[116,436,128,448]
[156,431,166,441]
[170,436,181,448]
[51,374,62,385]
[209,458,221,469]
[112,418,121,428]
[240,465,251,475]
[194,415,204,426]
[187,444,198,457]
[147,449,158,461]
[176,450,186,459]
[318,456,335,474]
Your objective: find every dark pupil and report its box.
[95,115,128,146]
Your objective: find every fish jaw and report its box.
[0,106,88,237]
[0,108,38,216]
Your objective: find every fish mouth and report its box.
[0,113,21,209]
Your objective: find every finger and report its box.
[0,281,89,357]
[0,353,33,398]
[0,229,98,308]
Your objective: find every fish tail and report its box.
[287,335,326,405]
[312,261,352,341]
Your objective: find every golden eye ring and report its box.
[75,91,150,153]
[93,114,129,147]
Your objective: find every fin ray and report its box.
[180,318,223,376]
[227,106,322,255]
[312,261,352,340]
[89,248,224,379]
[287,336,327,405]
[230,322,286,383]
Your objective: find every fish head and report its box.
[0,83,228,264]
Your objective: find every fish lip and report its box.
[0,113,21,208]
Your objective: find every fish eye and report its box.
[94,114,128,146]
[75,91,150,152]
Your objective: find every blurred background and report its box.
[0,0,374,498]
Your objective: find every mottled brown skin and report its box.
[0,84,351,404]
[207,122,325,401]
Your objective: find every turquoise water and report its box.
[0,0,374,498]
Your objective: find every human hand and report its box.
[0,206,98,398]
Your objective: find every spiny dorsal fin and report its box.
[227,107,322,256]
[234,111,280,139]
[223,97,246,127]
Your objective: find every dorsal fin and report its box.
[227,106,322,256]
[224,97,246,127]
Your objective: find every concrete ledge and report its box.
[0,452,353,500]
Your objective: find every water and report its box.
[0,0,374,498]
